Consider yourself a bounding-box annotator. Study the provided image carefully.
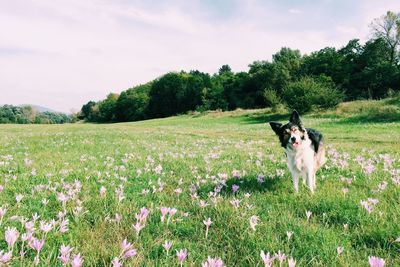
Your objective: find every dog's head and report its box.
[269,110,307,150]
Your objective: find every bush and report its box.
[283,76,344,113]
[263,88,282,111]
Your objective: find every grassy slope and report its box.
[0,99,399,266]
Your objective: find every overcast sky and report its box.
[1,0,399,113]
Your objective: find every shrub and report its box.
[263,88,282,111]
[283,76,344,113]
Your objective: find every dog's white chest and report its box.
[286,141,314,172]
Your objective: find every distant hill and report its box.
[20,104,61,113]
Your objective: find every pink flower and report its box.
[201,256,225,267]
[30,238,45,252]
[0,250,12,264]
[176,249,188,265]
[232,184,239,193]
[99,186,106,197]
[60,219,69,233]
[368,256,385,267]
[154,164,163,174]
[363,163,375,175]
[71,253,84,267]
[203,218,213,227]
[288,257,296,267]
[58,244,73,265]
[249,215,259,231]
[136,207,150,222]
[132,222,144,236]
[111,257,122,267]
[203,218,213,238]
[124,249,137,259]
[274,250,286,264]
[229,198,241,208]
[260,250,274,267]
[160,207,170,222]
[163,241,172,254]
[16,194,24,204]
[5,227,19,249]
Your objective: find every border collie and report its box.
[269,111,326,193]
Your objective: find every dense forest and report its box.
[0,105,72,124]
[80,11,400,122]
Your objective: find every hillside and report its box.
[0,100,399,266]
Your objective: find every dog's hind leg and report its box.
[307,171,315,194]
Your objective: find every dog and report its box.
[269,110,326,193]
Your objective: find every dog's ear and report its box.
[269,122,282,135]
[290,110,303,128]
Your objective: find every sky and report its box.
[1,0,400,113]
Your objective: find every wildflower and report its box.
[71,253,84,267]
[5,227,19,249]
[286,231,293,241]
[260,250,274,267]
[30,238,44,252]
[99,186,106,197]
[249,215,259,231]
[132,222,144,236]
[0,250,12,264]
[257,174,265,183]
[204,217,213,238]
[120,239,137,259]
[40,221,53,233]
[199,200,209,208]
[176,249,188,266]
[174,188,183,195]
[59,219,69,233]
[16,194,24,204]
[111,257,122,267]
[154,164,163,174]
[337,246,344,255]
[201,256,225,267]
[163,240,172,255]
[288,258,296,267]
[306,210,312,221]
[58,244,73,265]
[135,207,150,223]
[342,188,349,195]
[274,250,286,264]
[368,256,385,267]
[160,207,170,222]
[230,198,241,208]
[232,184,239,193]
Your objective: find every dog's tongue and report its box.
[293,141,301,147]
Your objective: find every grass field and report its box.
[0,103,399,266]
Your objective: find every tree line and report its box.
[77,11,399,120]
[0,105,72,124]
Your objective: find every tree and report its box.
[97,93,119,122]
[115,84,151,122]
[370,11,400,65]
[80,101,96,120]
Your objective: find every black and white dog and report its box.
[269,111,326,193]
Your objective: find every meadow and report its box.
[0,101,399,266]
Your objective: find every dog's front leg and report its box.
[292,171,299,193]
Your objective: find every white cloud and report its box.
[289,9,302,14]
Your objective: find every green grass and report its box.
[0,103,399,266]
